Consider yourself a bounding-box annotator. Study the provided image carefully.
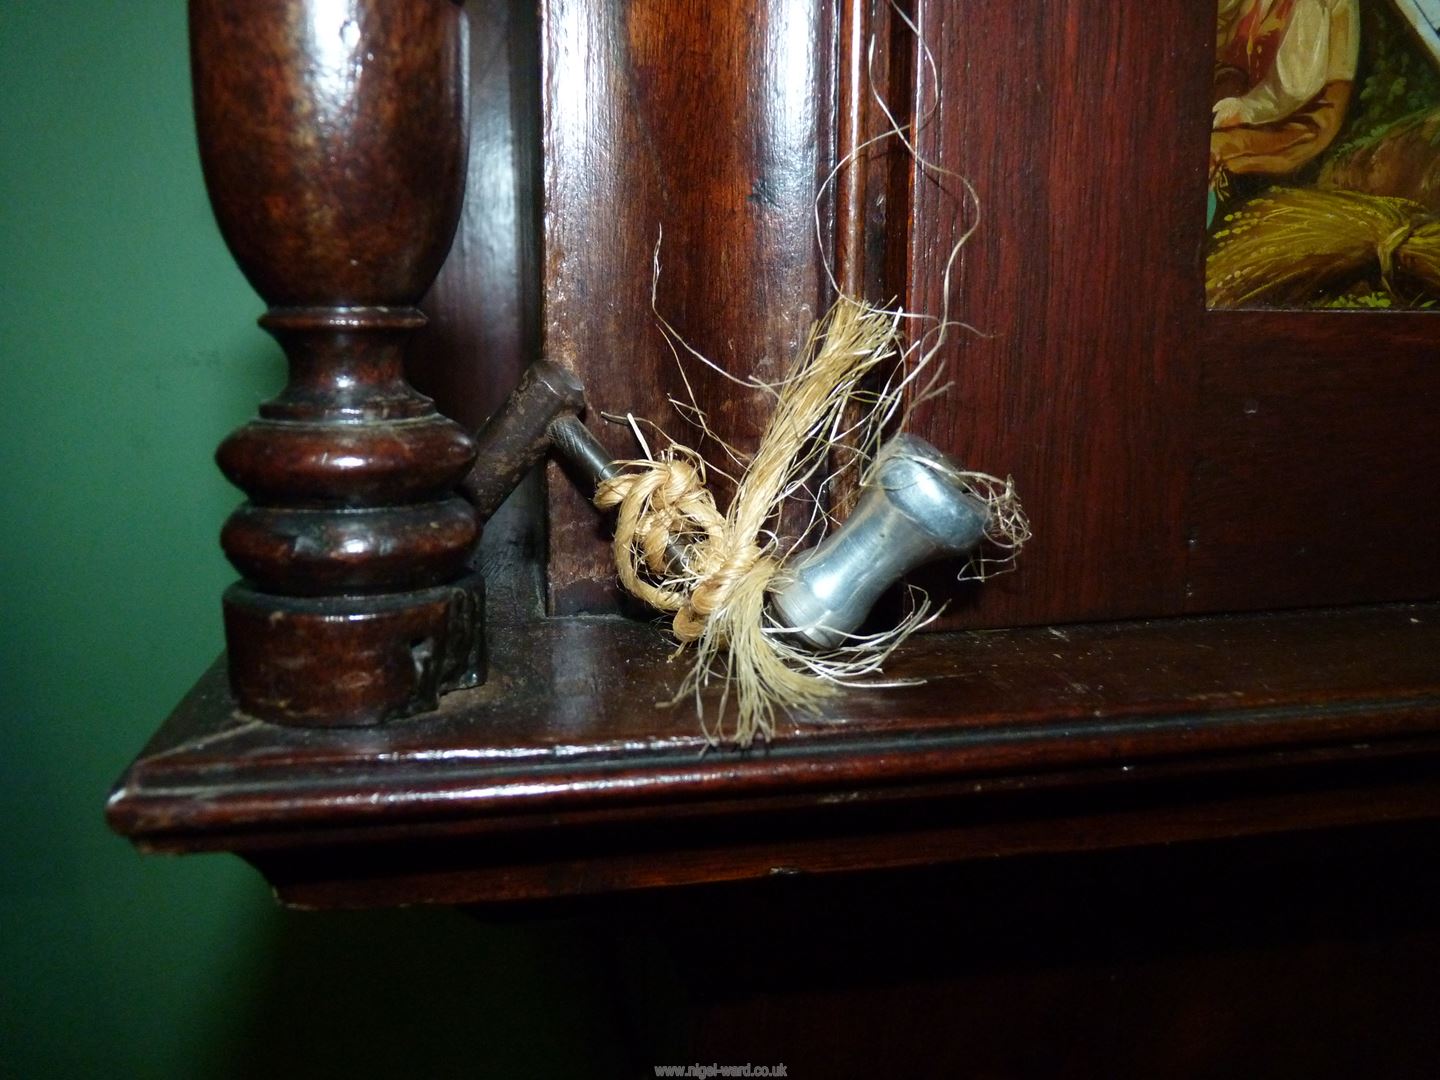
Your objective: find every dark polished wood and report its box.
[109,7,1440,1065]
[1190,310,1440,612]
[408,0,541,435]
[830,0,907,516]
[590,829,1440,1079]
[539,0,838,613]
[116,0,1440,890]
[522,0,1440,628]
[192,0,484,725]
[900,0,1440,629]
[108,579,1440,904]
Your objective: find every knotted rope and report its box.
[596,452,775,642]
[590,297,1027,747]
[595,454,724,622]
[595,298,902,745]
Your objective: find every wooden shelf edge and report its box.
[249,760,1440,908]
[107,603,1440,906]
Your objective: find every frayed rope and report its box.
[595,296,1028,747]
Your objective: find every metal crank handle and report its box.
[458,360,687,567]
[461,363,988,649]
[460,360,605,517]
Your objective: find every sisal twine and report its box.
[594,296,1027,747]
[589,9,1029,747]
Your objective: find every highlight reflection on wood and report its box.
[110,0,1440,917]
[192,0,485,726]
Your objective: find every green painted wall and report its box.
[0,5,616,1076]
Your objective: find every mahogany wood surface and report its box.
[584,828,1440,1078]
[901,0,1440,628]
[409,0,541,434]
[108,576,1440,904]
[539,0,838,612]
[116,0,1440,913]
[1191,310,1440,613]
[193,0,485,725]
[902,0,1210,628]
[529,0,1440,627]
[93,8,1440,1069]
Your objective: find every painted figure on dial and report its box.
[1204,0,1440,309]
[1211,0,1360,185]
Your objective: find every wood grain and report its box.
[108,599,1440,902]
[897,1,1440,627]
[191,0,485,724]
[410,0,541,434]
[593,832,1440,1078]
[901,0,1213,628]
[522,0,1440,630]
[123,0,1440,908]
[539,0,836,612]
[1189,310,1440,612]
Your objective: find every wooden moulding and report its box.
[117,2,1440,905]
[108,583,1440,906]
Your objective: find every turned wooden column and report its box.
[192,0,484,726]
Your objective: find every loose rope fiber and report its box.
[588,9,1031,746]
[595,297,1028,747]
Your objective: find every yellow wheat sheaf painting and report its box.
[1208,0,1440,308]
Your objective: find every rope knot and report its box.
[595,451,728,619]
[594,450,773,644]
[580,297,1021,747]
[673,543,768,642]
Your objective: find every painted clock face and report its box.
[1207,0,1440,310]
